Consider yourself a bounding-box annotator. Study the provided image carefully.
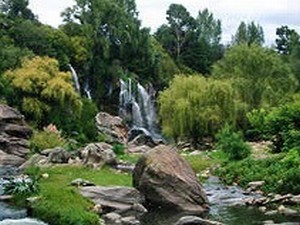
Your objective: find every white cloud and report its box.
[28,0,300,45]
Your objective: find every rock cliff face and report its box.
[0,104,32,167]
[133,145,209,214]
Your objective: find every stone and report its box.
[265,210,278,216]
[0,149,25,166]
[19,154,48,169]
[80,186,145,213]
[128,133,156,147]
[290,194,300,204]
[3,124,32,139]
[247,181,265,191]
[45,147,71,164]
[0,104,24,122]
[120,216,140,225]
[0,195,13,201]
[278,205,298,216]
[81,143,117,168]
[263,221,275,225]
[259,206,267,213]
[93,204,103,215]
[102,212,122,224]
[71,178,95,187]
[174,216,224,225]
[133,145,209,213]
[126,145,151,154]
[95,112,127,144]
[0,105,32,167]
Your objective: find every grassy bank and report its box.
[25,165,132,225]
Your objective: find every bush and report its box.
[3,176,39,195]
[248,98,300,152]
[30,125,66,153]
[215,150,300,194]
[216,124,251,160]
[112,144,125,155]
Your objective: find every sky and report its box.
[28,0,300,45]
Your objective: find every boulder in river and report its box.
[133,145,209,214]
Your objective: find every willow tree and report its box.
[213,44,297,128]
[159,75,236,143]
[4,56,82,127]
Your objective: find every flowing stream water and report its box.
[140,177,300,225]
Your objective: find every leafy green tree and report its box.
[275,25,299,55]
[213,44,297,128]
[61,0,154,105]
[196,8,221,45]
[156,4,195,61]
[275,26,300,83]
[4,56,82,127]
[159,75,236,143]
[233,21,264,46]
[0,0,35,20]
[181,8,223,74]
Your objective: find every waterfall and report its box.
[84,82,92,100]
[119,79,160,138]
[68,64,80,93]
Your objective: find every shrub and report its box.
[216,124,251,160]
[3,176,38,195]
[215,151,300,194]
[248,98,300,152]
[112,144,125,155]
[30,125,66,153]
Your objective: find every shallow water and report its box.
[140,176,300,225]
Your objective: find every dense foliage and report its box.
[216,124,251,160]
[248,96,300,152]
[216,149,300,194]
[159,75,235,143]
[4,56,82,127]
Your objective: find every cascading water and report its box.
[69,65,92,100]
[84,82,92,100]
[119,79,160,139]
[68,64,80,93]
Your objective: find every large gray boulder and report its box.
[133,145,209,213]
[81,142,117,168]
[95,112,127,144]
[0,104,32,167]
[80,186,146,215]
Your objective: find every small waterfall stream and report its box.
[69,64,92,100]
[68,64,81,93]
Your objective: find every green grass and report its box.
[117,153,141,164]
[26,165,132,225]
